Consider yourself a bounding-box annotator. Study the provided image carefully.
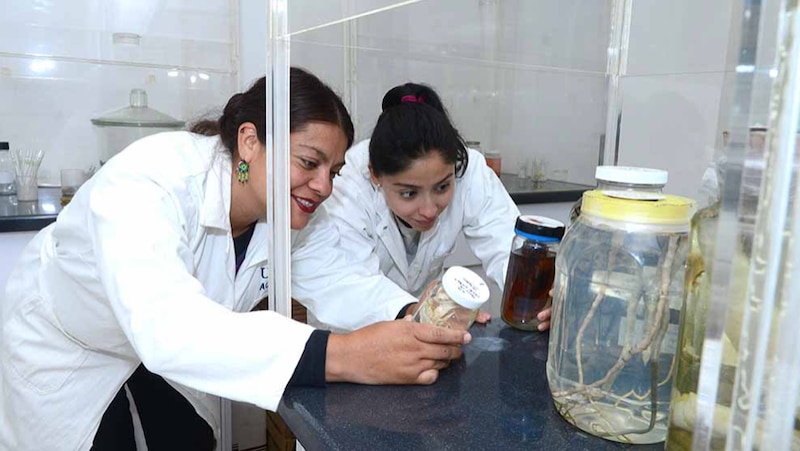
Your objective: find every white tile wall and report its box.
[0,0,237,185]
[616,0,735,199]
[617,73,727,198]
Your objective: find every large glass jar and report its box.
[665,128,800,450]
[663,198,747,450]
[547,190,695,444]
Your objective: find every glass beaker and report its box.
[12,149,45,202]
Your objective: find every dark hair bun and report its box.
[381,83,446,114]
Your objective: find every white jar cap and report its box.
[595,166,668,185]
[441,266,490,310]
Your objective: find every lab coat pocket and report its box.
[5,297,89,395]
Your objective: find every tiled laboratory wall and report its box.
[0,0,237,185]
[287,0,612,186]
[248,0,745,198]
[616,0,736,198]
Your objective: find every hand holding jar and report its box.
[412,266,490,331]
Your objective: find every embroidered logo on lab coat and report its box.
[259,267,269,292]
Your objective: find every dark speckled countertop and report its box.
[0,187,62,232]
[0,177,589,233]
[278,322,664,451]
[501,174,591,204]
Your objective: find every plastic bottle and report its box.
[413,266,490,331]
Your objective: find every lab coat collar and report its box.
[245,222,269,267]
[373,187,410,275]
[200,141,233,232]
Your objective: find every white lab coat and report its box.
[324,140,521,300]
[0,132,413,450]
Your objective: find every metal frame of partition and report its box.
[602,0,633,167]
[267,0,292,318]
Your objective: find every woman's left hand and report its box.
[536,307,552,331]
[475,310,491,324]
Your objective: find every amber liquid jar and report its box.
[501,215,564,331]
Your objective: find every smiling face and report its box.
[288,122,348,229]
[371,151,455,232]
[231,121,347,234]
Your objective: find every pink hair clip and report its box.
[401,94,424,104]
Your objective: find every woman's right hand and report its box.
[325,321,471,385]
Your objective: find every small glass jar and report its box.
[413,266,490,331]
[484,151,502,177]
[501,215,565,330]
[570,166,668,222]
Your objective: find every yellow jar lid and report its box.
[582,190,695,225]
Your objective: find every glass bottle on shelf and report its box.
[0,142,16,196]
[484,150,502,177]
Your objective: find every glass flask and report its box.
[569,166,668,223]
[413,266,489,331]
[547,190,695,444]
[501,215,565,331]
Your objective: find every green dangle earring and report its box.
[236,159,249,183]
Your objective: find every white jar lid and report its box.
[595,166,668,185]
[441,266,489,310]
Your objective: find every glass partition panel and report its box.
[287,0,457,36]
[288,0,613,186]
[664,0,800,449]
